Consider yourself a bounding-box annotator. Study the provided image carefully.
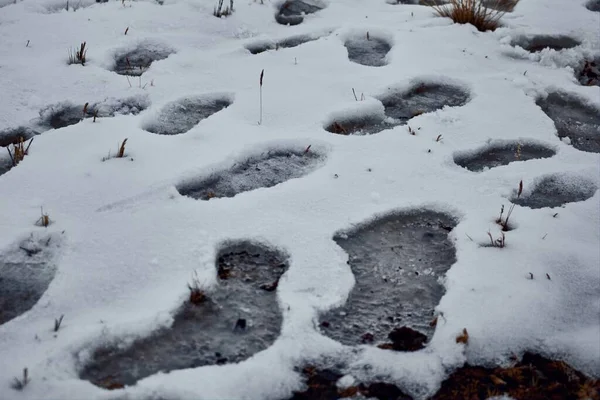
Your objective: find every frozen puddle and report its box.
[536,92,600,153]
[344,35,392,67]
[143,95,232,135]
[319,210,457,349]
[480,0,518,11]
[454,141,556,172]
[275,0,324,26]
[112,43,174,76]
[246,34,323,55]
[290,366,412,400]
[37,96,150,130]
[177,148,323,200]
[80,241,289,389]
[0,233,61,325]
[587,0,600,11]
[326,82,469,135]
[511,35,580,53]
[511,174,597,209]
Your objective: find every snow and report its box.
[0,0,598,399]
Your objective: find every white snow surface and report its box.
[0,0,599,399]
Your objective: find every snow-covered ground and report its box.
[0,0,598,399]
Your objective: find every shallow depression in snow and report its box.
[586,0,600,12]
[0,233,61,326]
[177,147,324,200]
[246,34,323,55]
[535,92,600,153]
[319,210,457,349]
[510,174,597,209]
[80,241,289,389]
[454,141,556,172]
[344,35,392,67]
[143,95,232,135]
[112,44,174,76]
[275,0,324,26]
[325,114,394,136]
[510,35,581,53]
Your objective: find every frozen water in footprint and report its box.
[177,148,324,200]
[480,0,518,11]
[510,174,597,209]
[325,114,394,136]
[0,233,62,325]
[510,35,580,53]
[535,92,600,153]
[246,34,323,55]
[143,95,232,135]
[36,96,150,130]
[319,210,457,349]
[380,83,470,124]
[386,0,446,5]
[112,43,174,76]
[576,58,600,87]
[344,35,392,67]
[586,0,600,12]
[80,242,288,389]
[275,0,324,26]
[454,141,556,172]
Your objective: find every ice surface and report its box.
[0,233,61,325]
[246,34,323,55]
[319,210,457,348]
[510,174,597,209]
[535,92,600,153]
[510,35,580,53]
[454,141,556,172]
[143,95,231,135]
[80,241,289,388]
[345,36,392,67]
[586,0,600,12]
[275,0,323,26]
[380,83,470,124]
[177,148,324,200]
[112,44,174,76]
[325,114,394,136]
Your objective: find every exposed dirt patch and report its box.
[143,95,231,135]
[536,92,600,153]
[275,0,324,26]
[511,174,597,209]
[112,44,174,76]
[344,35,392,67]
[431,352,600,400]
[177,147,324,200]
[319,210,457,349]
[511,35,580,53]
[0,233,62,325]
[80,241,289,389]
[454,141,556,172]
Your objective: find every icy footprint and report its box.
[586,0,600,12]
[344,34,392,67]
[0,233,62,325]
[510,174,597,209]
[36,96,150,130]
[319,210,457,350]
[246,34,323,55]
[454,141,556,172]
[431,353,600,400]
[177,147,324,200]
[480,0,518,11]
[380,82,470,124]
[535,92,600,153]
[289,366,412,400]
[112,42,174,76]
[510,35,580,53]
[325,114,393,136]
[275,0,324,26]
[143,95,232,135]
[80,242,289,389]
[576,58,600,87]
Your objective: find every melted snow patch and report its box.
[319,209,457,348]
[454,140,556,172]
[510,35,580,53]
[586,0,600,12]
[112,41,175,76]
[510,174,597,209]
[177,146,325,200]
[142,94,232,135]
[246,33,324,54]
[535,91,600,153]
[80,241,288,389]
[0,232,63,326]
[275,0,324,26]
[344,33,392,67]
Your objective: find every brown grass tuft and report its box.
[427,0,514,31]
[117,138,128,158]
[456,328,469,344]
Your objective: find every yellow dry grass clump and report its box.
[428,0,518,31]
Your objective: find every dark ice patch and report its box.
[454,141,556,172]
[275,0,323,26]
[510,175,597,209]
[511,35,580,53]
[345,36,392,67]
